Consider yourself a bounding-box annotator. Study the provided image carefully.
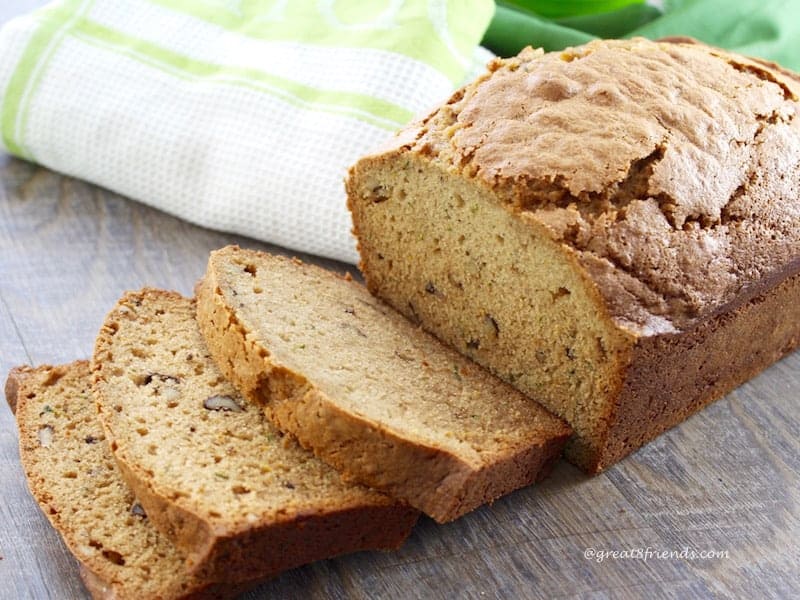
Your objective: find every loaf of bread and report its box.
[5,361,258,599]
[92,289,417,582]
[347,38,800,472]
[195,246,571,522]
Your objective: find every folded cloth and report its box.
[0,0,494,263]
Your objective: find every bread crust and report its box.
[597,259,800,471]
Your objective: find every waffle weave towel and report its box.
[0,0,494,263]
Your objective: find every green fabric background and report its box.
[484,0,800,72]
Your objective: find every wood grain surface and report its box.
[0,3,798,596]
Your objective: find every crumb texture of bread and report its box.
[195,246,570,523]
[92,289,417,582]
[5,361,245,600]
[346,38,800,472]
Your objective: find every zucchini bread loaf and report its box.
[347,38,800,472]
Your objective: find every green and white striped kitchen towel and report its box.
[0,0,494,263]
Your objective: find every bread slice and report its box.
[5,361,257,599]
[92,289,417,583]
[195,246,571,523]
[346,38,800,472]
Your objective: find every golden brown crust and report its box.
[594,260,800,471]
[395,38,800,333]
[92,289,418,581]
[195,246,570,523]
[4,365,29,414]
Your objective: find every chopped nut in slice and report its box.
[203,395,243,412]
[38,425,54,448]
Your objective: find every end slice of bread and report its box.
[195,246,571,523]
[5,361,257,600]
[92,289,417,583]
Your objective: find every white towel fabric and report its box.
[0,0,494,263]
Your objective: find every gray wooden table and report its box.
[1,5,799,600]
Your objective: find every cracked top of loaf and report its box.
[410,38,800,334]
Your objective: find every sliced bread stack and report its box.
[92,290,419,582]
[7,289,418,599]
[6,247,570,599]
[6,362,257,599]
